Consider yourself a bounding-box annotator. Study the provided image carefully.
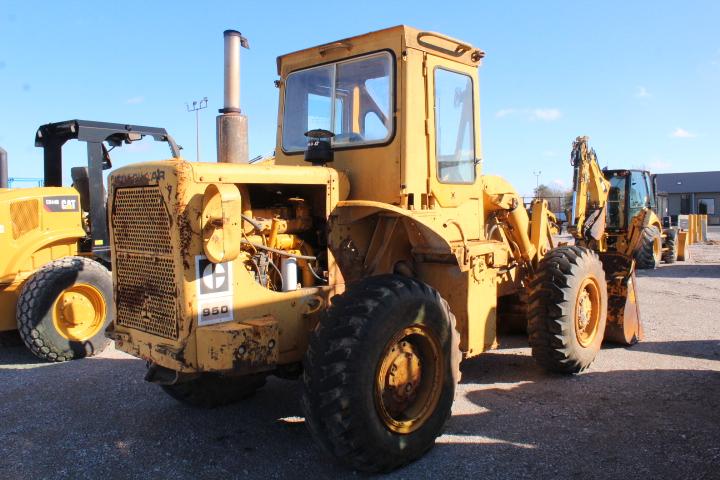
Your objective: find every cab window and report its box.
[434,68,475,183]
[282,52,393,152]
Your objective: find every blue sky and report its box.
[1,0,718,196]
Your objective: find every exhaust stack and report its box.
[216,30,249,164]
[0,147,7,188]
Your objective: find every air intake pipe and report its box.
[0,146,7,188]
[216,30,250,164]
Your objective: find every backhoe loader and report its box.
[0,120,179,361]
[106,27,642,472]
[568,137,679,269]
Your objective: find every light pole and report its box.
[533,170,542,196]
[186,97,208,161]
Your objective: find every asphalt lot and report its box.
[1,237,719,479]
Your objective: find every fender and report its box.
[332,200,462,268]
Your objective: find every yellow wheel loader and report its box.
[107,27,642,472]
[0,120,179,361]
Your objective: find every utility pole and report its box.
[186,97,208,161]
[533,170,542,196]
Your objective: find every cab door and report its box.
[424,54,483,239]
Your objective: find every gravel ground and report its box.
[1,237,719,479]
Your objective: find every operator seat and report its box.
[70,167,106,212]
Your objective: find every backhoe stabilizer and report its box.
[598,253,642,345]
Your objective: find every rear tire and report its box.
[662,228,678,264]
[161,373,267,408]
[635,226,662,269]
[16,257,112,362]
[302,275,460,472]
[528,246,607,374]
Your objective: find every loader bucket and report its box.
[598,253,642,345]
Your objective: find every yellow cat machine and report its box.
[107,28,642,471]
[568,137,680,269]
[0,120,180,361]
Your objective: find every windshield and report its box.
[282,52,393,152]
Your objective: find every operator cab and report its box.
[604,169,655,230]
[274,25,484,209]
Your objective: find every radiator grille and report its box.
[10,199,39,239]
[112,186,172,254]
[113,186,178,339]
[115,253,178,339]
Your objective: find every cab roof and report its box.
[276,25,484,76]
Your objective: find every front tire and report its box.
[528,246,607,374]
[17,257,112,362]
[302,275,460,472]
[635,226,662,269]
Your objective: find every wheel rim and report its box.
[574,276,601,347]
[653,237,662,261]
[374,319,444,435]
[52,283,106,341]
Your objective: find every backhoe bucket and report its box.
[598,253,642,345]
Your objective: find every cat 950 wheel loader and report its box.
[107,27,642,472]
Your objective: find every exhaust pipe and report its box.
[216,30,250,164]
[0,147,7,188]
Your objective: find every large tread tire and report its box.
[528,246,607,374]
[302,274,461,473]
[662,228,678,264]
[635,226,662,269]
[17,257,112,362]
[161,373,267,408]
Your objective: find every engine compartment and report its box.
[238,184,328,292]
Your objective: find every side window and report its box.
[434,68,475,183]
[607,175,626,228]
[629,171,649,209]
[644,174,656,209]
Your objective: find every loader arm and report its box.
[568,136,610,247]
[566,136,642,345]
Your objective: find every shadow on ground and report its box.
[629,339,720,362]
[0,342,48,367]
[1,341,718,480]
[637,263,720,279]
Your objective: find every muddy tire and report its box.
[635,226,662,269]
[662,228,678,264]
[528,246,607,374]
[161,373,267,408]
[17,257,112,362]
[302,274,461,473]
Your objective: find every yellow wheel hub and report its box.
[52,283,106,341]
[575,277,601,347]
[374,324,443,434]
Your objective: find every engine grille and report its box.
[112,186,178,339]
[112,186,172,255]
[11,199,39,239]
